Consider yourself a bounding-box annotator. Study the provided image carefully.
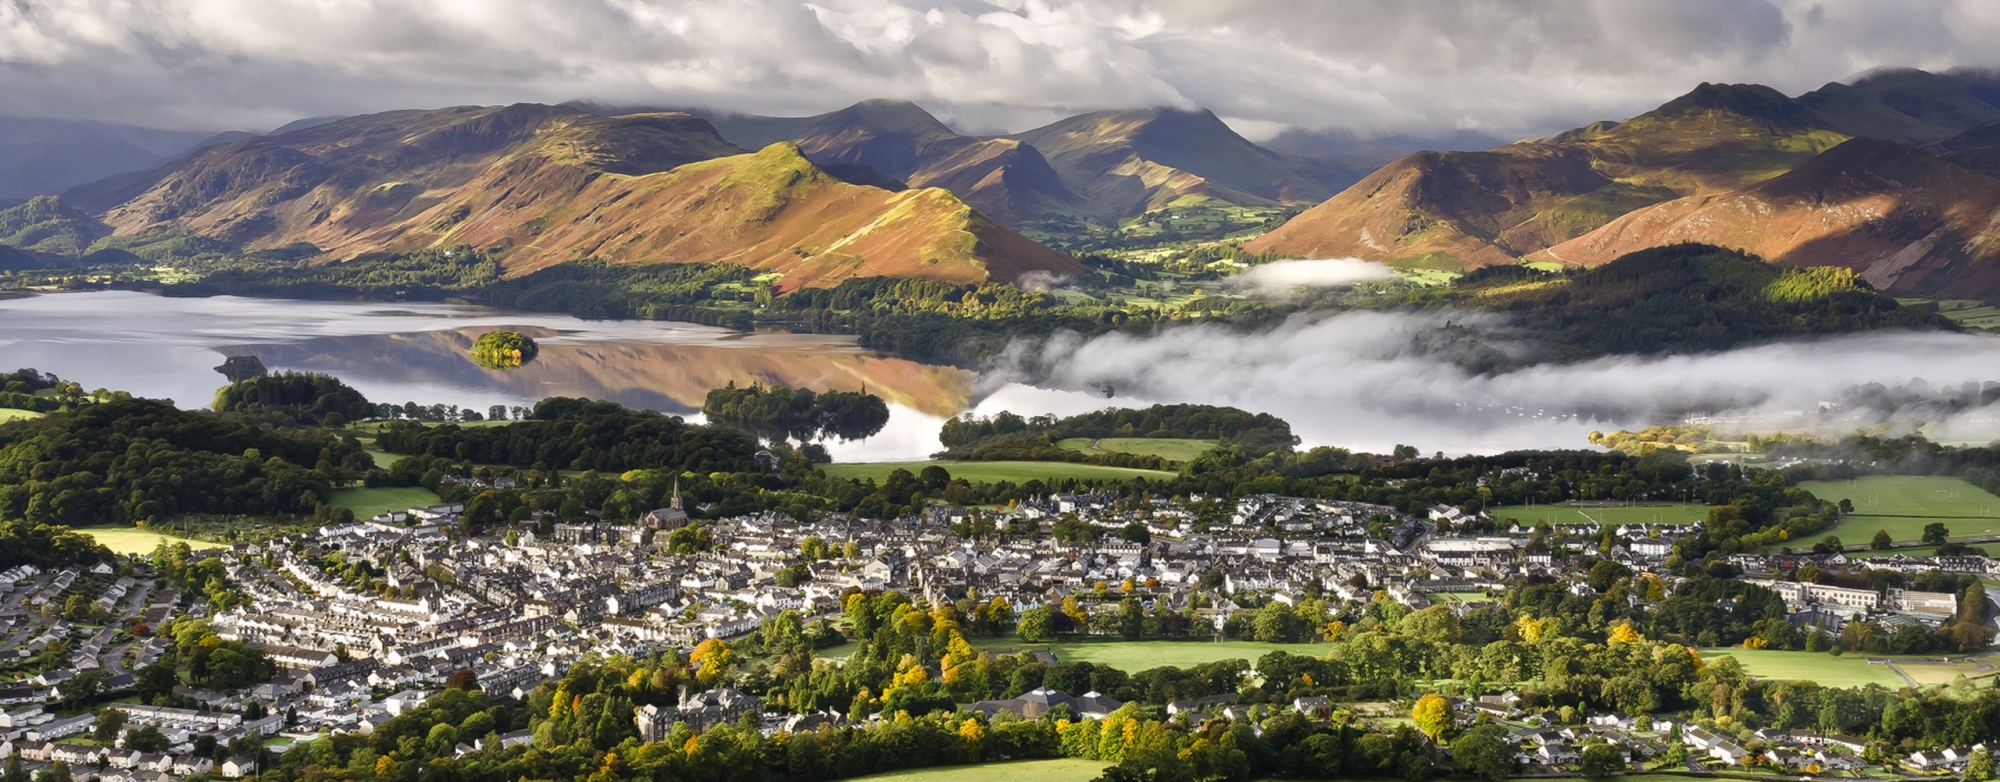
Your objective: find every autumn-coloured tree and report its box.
[1412,693,1453,740]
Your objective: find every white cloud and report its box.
[996,310,2000,455]
[0,0,1994,136]
[1227,258,1399,298]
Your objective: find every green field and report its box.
[1057,437,1217,463]
[843,760,1110,782]
[1799,476,2000,545]
[821,461,1177,485]
[1698,648,1913,688]
[1426,592,1497,604]
[1920,299,2000,331]
[330,486,441,519]
[77,527,227,556]
[964,639,1334,670]
[1487,503,1709,527]
[364,449,402,469]
[0,408,41,423]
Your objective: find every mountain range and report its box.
[14,66,2000,295]
[1250,67,2000,296]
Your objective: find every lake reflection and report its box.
[0,291,975,460]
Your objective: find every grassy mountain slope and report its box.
[1249,80,1980,269]
[1011,107,1363,217]
[1534,138,2000,297]
[87,104,1080,288]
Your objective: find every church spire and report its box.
[671,477,682,511]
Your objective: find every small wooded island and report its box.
[469,331,539,370]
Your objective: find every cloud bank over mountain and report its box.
[4,0,1999,138]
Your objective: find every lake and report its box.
[7,290,2000,459]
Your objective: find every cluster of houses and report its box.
[1,489,1996,779]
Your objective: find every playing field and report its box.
[1698,648,1914,688]
[1799,476,2000,545]
[842,759,1111,782]
[965,639,1334,670]
[1057,437,1217,463]
[330,486,441,519]
[77,527,226,556]
[821,461,1177,485]
[1486,503,1709,527]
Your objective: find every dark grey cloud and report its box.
[0,0,1993,139]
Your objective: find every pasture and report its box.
[1486,503,1709,527]
[1798,476,2000,544]
[1699,648,1930,688]
[0,408,41,423]
[1057,437,1217,463]
[78,527,226,556]
[330,486,442,519]
[820,461,1177,485]
[964,639,1334,670]
[364,449,402,469]
[842,759,1111,782]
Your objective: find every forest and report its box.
[938,405,1299,464]
[701,384,890,442]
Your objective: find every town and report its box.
[0,485,1988,782]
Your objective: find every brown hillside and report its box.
[1250,83,1856,268]
[1534,138,2000,297]
[94,104,1080,288]
[1011,108,1361,217]
[780,100,1089,225]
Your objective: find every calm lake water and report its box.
[8,290,1999,459]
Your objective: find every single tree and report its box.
[1924,522,1952,546]
[1411,693,1452,740]
[1871,529,1894,550]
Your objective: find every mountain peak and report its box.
[820,100,955,139]
[1651,82,1816,127]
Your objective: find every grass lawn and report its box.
[330,486,441,519]
[1698,648,1912,688]
[964,639,1333,670]
[1486,503,1709,526]
[1057,437,1217,463]
[1799,476,2000,544]
[364,449,402,469]
[77,527,226,556]
[842,760,1110,782]
[821,461,1177,485]
[1426,592,1496,604]
[0,408,42,423]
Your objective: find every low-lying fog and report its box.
[977,309,2000,454]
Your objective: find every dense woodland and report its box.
[701,384,890,442]
[212,372,375,425]
[938,405,1299,464]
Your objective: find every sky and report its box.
[2,0,1998,140]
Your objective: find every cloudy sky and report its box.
[3,0,1998,140]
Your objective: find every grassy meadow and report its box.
[1486,503,1709,527]
[1056,437,1217,462]
[1696,648,1968,688]
[1799,476,2000,544]
[820,461,1176,485]
[841,759,1111,782]
[78,527,227,556]
[0,408,42,423]
[330,486,442,519]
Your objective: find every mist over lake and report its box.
[7,290,1998,459]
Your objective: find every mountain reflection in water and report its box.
[0,291,974,460]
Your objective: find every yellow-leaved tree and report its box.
[1411,693,1453,740]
